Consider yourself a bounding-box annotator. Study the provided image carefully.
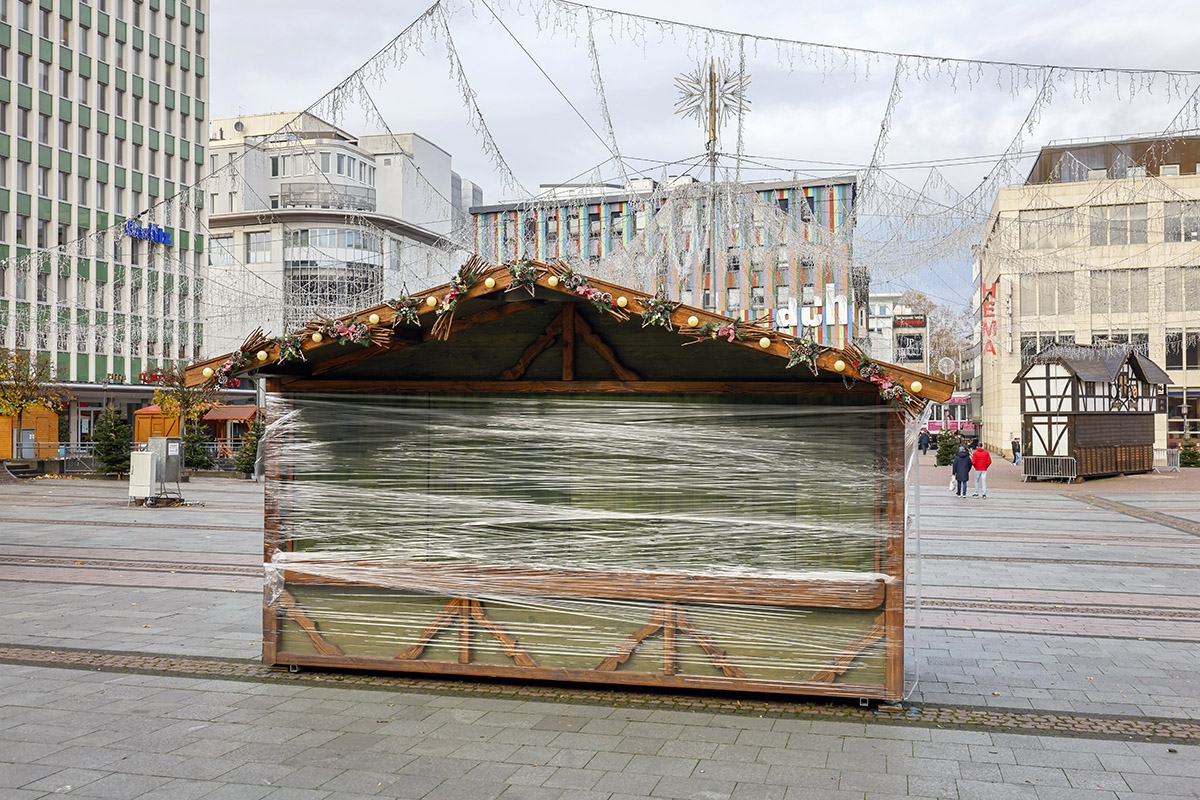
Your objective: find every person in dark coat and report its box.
[1011,436,1022,465]
[951,445,972,497]
[918,428,931,456]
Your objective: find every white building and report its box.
[204,112,474,355]
[865,293,929,375]
[978,134,1200,453]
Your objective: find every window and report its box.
[1090,268,1148,314]
[0,45,8,78]
[1090,204,1147,246]
[17,0,29,32]
[132,144,141,170]
[78,75,90,105]
[38,59,50,92]
[0,156,6,188]
[16,160,28,192]
[98,33,107,62]
[36,165,48,197]
[320,152,330,173]
[1019,208,1076,250]
[58,171,68,201]
[209,235,235,266]
[77,125,89,155]
[1164,201,1200,242]
[0,101,7,133]
[16,107,28,138]
[17,53,29,84]
[97,133,107,160]
[77,175,89,204]
[271,156,279,177]
[96,181,107,210]
[15,214,27,245]
[59,66,70,98]
[97,83,108,111]
[37,113,49,144]
[58,119,69,149]
[246,231,271,263]
[115,90,124,118]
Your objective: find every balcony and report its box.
[280,182,376,212]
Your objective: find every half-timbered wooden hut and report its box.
[187,259,952,703]
[1014,344,1170,478]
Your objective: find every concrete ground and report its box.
[0,465,1198,799]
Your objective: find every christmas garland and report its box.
[557,267,627,318]
[639,292,681,331]
[386,295,422,328]
[785,336,823,375]
[273,333,306,364]
[507,260,545,296]
[305,315,389,348]
[431,258,485,341]
[681,320,745,345]
[851,351,916,408]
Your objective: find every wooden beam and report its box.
[561,302,576,381]
[280,562,886,610]
[425,300,538,341]
[277,379,878,396]
[574,313,641,381]
[497,310,564,381]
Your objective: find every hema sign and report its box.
[124,219,173,246]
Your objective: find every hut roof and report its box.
[186,259,954,409]
[1013,344,1172,386]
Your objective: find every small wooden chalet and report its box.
[187,258,952,703]
[1014,344,1170,478]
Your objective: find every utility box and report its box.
[146,436,182,483]
[128,451,155,501]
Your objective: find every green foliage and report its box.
[232,416,265,475]
[183,424,215,470]
[935,431,960,466]
[1180,437,1200,468]
[91,405,132,475]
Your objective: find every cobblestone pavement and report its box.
[1,473,1199,799]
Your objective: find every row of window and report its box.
[0,208,199,258]
[1018,329,1200,370]
[267,152,377,186]
[0,0,205,91]
[0,90,206,153]
[209,228,387,267]
[0,267,200,318]
[1018,267,1200,316]
[1017,202,1200,249]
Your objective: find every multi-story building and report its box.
[865,292,929,375]
[0,0,209,443]
[204,112,472,355]
[471,176,863,346]
[977,134,1200,451]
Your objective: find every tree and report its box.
[152,365,218,472]
[232,415,265,476]
[936,430,961,466]
[0,349,69,458]
[92,405,132,474]
[1180,436,1200,468]
[897,291,973,386]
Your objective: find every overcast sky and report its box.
[208,0,1200,304]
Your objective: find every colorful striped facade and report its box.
[472,180,858,345]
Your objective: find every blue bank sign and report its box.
[124,219,173,246]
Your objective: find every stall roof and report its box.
[202,405,260,422]
[186,259,954,409]
[1013,344,1172,385]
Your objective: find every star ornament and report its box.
[674,59,751,133]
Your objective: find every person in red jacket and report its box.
[971,444,992,498]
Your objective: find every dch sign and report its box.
[124,219,173,246]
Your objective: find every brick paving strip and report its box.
[1070,492,1200,537]
[2,644,1197,746]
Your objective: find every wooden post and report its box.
[562,302,576,381]
[883,407,906,702]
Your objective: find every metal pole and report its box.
[708,59,718,308]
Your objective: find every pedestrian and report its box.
[918,428,931,456]
[1011,435,1022,465]
[951,445,972,498]
[971,444,992,498]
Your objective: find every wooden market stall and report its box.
[188,259,952,702]
[132,404,180,443]
[1015,344,1170,479]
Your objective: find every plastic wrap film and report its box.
[263,392,910,698]
[903,401,933,701]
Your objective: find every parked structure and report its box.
[1015,344,1169,479]
[0,0,210,445]
[977,134,1200,452]
[204,112,478,356]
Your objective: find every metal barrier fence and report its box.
[1153,448,1181,473]
[1022,455,1077,482]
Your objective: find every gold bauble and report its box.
[484,277,496,289]
[201,367,214,378]
[686,315,699,328]
[833,359,846,372]
[547,275,559,288]
[759,337,772,349]
[617,296,628,308]
[256,350,268,362]
[910,380,923,393]
[425,296,438,308]
[311,332,323,343]
[368,313,380,325]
